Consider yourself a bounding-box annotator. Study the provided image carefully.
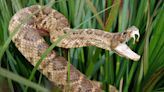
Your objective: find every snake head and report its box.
[112,26,140,61]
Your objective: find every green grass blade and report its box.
[104,0,120,31]
[0,67,49,92]
[86,0,104,29]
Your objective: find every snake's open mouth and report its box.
[113,26,140,61]
[113,43,140,61]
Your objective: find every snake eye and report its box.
[123,32,127,35]
[122,32,127,39]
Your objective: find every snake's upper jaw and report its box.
[113,43,140,61]
[127,26,140,44]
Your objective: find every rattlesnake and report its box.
[8,5,140,92]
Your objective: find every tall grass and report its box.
[0,0,163,92]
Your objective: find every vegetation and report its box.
[0,0,163,92]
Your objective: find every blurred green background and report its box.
[0,0,163,92]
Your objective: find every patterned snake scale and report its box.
[9,5,140,92]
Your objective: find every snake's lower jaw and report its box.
[113,43,140,61]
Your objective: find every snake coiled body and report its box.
[9,5,140,92]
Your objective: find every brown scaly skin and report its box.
[9,5,140,92]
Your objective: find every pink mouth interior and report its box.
[113,43,140,61]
